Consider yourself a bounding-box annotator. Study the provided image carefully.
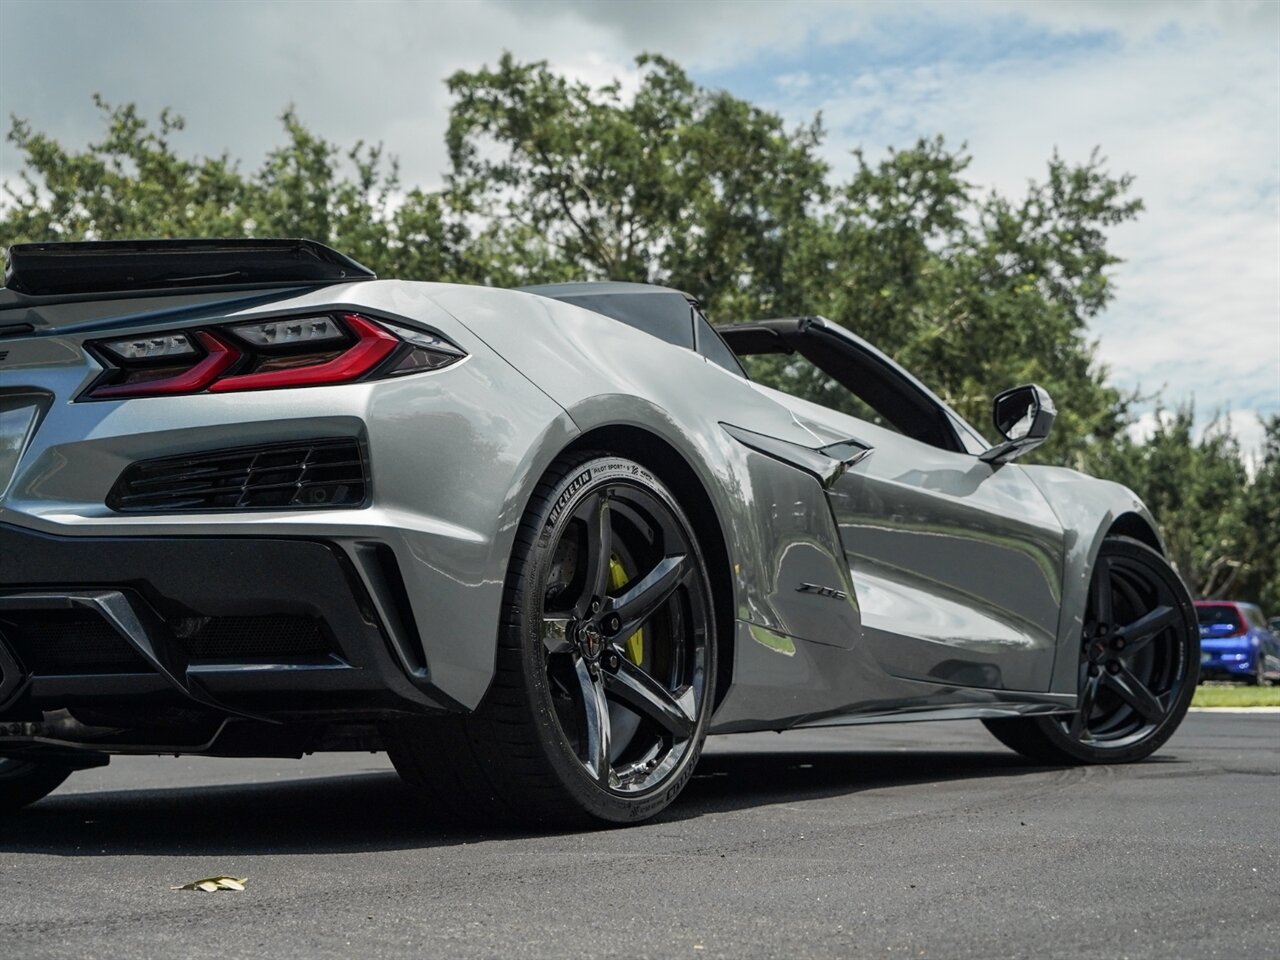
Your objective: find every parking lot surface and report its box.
[1,712,1276,959]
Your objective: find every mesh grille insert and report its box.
[108,438,367,512]
[0,609,151,674]
[173,616,334,660]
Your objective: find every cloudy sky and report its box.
[2,0,1277,451]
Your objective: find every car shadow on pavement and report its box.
[0,771,476,856]
[0,748,1160,854]
[669,748,1064,821]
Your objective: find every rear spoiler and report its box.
[2,238,375,301]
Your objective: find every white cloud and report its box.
[975,0,1278,40]
[1221,411,1270,466]
[775,72,814,93]
[489,0,879,70]
[1127,408,1177,444]
[0,0,646,190]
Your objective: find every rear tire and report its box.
[384,453,717,827]
[984,536,1198,765]
[0,758,72,812]
[1248,653,1268,686]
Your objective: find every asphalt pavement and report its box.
[1,711,1276,960]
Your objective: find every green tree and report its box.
[760,139,1140,465]
[444,53,829,302]
[3,97,253,241]
[442,57,1139,463]
[1,96,478,283]
[1238,415,1280,612]
[1091,406,1254,599]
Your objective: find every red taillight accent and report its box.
[90,331,241,399]
[81,312,461,402]
[209,314,398,393]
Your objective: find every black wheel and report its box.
[984,536,1198,764]
[384,453,717,827]
[0,758,73,812]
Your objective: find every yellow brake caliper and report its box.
[609,556,644,665]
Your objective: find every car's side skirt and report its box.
[710,619,1075,735]
[789,698,1075,730]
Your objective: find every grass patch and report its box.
[1192,685,1280,708]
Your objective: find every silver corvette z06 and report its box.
[0,240,1198,825]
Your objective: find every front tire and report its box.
[984,536,1198,765]
[385,453,717,827]
[0,758,73,812]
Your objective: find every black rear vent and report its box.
[172,616,334,660]
[109,439,367,512]
[0,609,152,674]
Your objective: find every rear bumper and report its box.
[0,522,457,738]
[1199,649,1259,678]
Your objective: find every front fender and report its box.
[1022,466,1167,697]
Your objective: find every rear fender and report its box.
[424,285,861,649]
[559,394,860,648]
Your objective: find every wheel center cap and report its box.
[577,622,605,662]
[1088,639,1108,662]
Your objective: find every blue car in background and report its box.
[1196,601,1280,685]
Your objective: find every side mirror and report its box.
[979,384,1056,465]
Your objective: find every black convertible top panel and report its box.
[717,317,962,452]
[520,281,696,349]
[3,238,375,299]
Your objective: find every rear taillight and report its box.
[1201,622,1247,638]
[81,313,463,400]
[90,331,240,398]
[210,314,398,393]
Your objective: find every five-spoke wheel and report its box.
[385,453,715,826]
[984,536,1198,764]
[537,475,710,796]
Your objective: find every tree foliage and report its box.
[2,95,475,283]
[1238,416,1280,611]
[1091,407,1254,599]
[1,55,1274,607]
[1087,409,1280,603]
[444,53,830,299]
[799,141,1138,465]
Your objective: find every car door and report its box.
[718,317,1066,692]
